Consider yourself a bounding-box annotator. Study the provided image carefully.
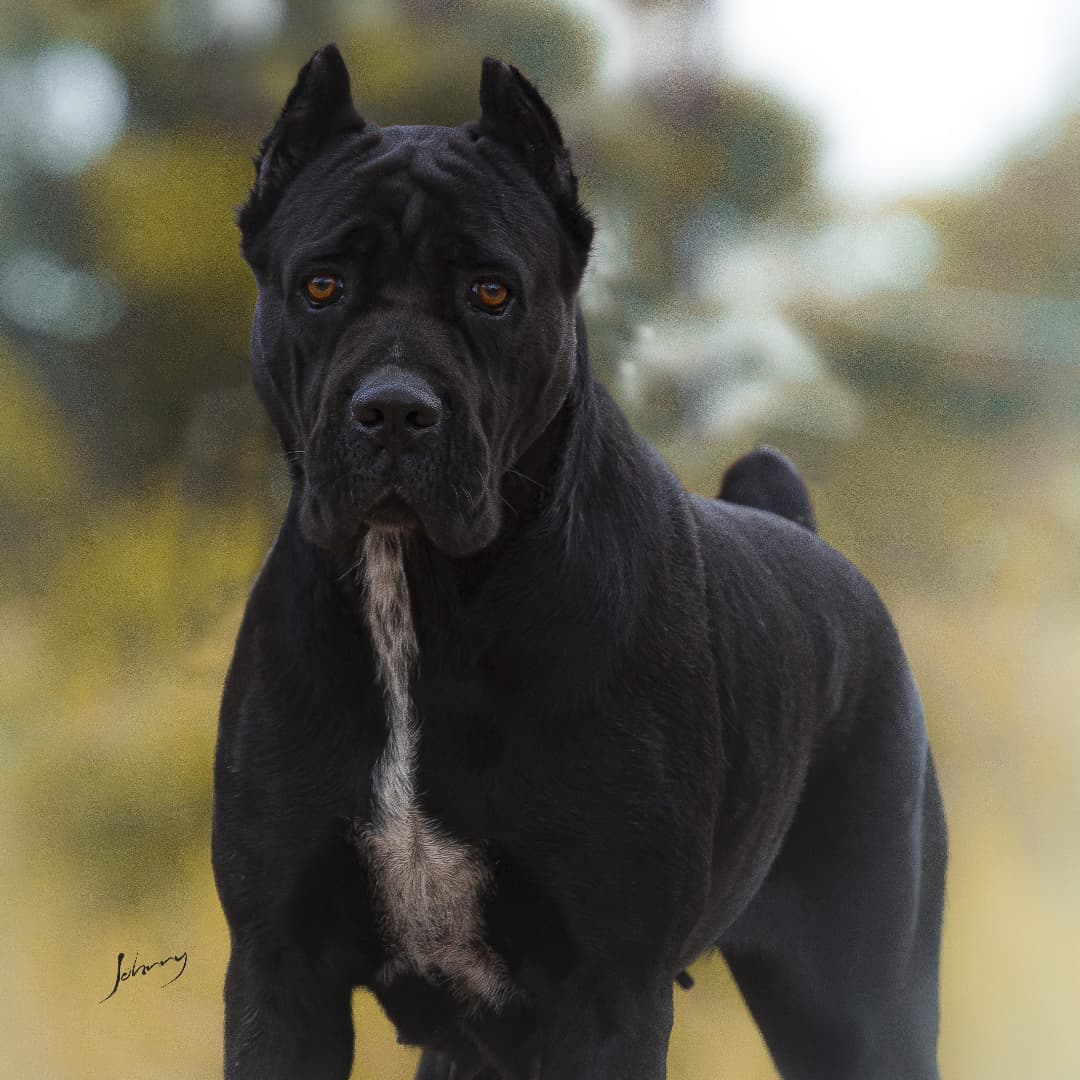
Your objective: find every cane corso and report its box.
[213,44,947,1080]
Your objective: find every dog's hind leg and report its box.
[719,686,946,1079]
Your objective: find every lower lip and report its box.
[367,494,419,528]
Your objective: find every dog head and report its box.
[238,45,593,557]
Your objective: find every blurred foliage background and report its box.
[1,1,1078,1077]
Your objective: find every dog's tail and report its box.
[717,446,817,532]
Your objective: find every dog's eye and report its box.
[304,275,342,306]
[469,280,510,313]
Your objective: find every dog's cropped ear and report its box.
[238,44,365,250]
[479,59,593,267]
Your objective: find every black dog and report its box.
[213,45,946,1080]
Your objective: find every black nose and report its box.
[348,371,442,450]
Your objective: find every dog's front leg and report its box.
[223,939,354,1080]
[540,975,674,1080]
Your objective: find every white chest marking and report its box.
[357,529,514,1011]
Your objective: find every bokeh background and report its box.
[2,1,1078,1076]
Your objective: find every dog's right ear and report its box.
[238,44,364,250]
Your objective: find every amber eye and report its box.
[304,275,341,306]
[469,280,510,313]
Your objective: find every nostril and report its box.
[406,404,439,430]
[354,403,383,427]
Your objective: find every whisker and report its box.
[337,559,361,583]
[506,467,544,492]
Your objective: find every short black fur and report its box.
[214,46,947,1080]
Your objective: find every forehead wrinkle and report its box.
[355,137,416,181]
[268,140,366,244]
[280,125,559,272]
[409,140,562,260]
[400,188,425,245]
[302,129,419,204]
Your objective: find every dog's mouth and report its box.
[365,491,421,530]
[299,452,504,559]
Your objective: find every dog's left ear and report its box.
[239,44,365,253]
[479,59,593,268]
